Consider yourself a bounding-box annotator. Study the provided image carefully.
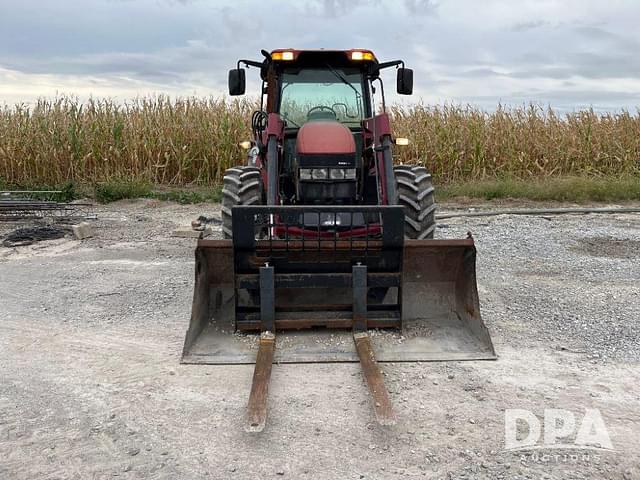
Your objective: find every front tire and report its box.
[394,165,436,239]
[221,166,263,239]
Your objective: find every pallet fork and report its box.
[181,206,495,431]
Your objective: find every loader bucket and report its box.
[181,206,495,365]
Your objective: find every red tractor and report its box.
[222,48,435,240]
[182,49,494,431]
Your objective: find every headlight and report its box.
[311,168,328,180]
[300,168,354,180]
[344,168,357,179]
[329,168,345,180]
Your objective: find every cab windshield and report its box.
[279,67,365,127]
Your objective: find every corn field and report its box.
[1,96,639,187]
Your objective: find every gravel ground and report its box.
[1,198,639,479]
[438,207,640,363]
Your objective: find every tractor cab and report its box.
[228,49,413,207]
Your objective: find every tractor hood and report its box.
[296,121,355,156]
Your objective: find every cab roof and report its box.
[270,49,377,64]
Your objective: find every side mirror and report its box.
[396,68,413,95]
[228,68,246,96]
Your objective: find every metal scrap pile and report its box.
[0,191,94,221]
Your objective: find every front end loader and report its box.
[181,49,495,431]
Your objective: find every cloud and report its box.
[510,20,549,32]
[0,65,202,106]
[5,40,221,80]
[1,0,640,110]
[403,0,439,16]
[304,0,381,17]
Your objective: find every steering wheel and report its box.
[306,105,338,121]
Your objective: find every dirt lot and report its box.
[1,199,639,480]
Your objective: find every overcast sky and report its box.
[1,0,640,110]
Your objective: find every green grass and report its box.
[5,176,639,204]
[94,179,222,204]
[95,176,639,204]
[438,176,640,202]
[150,186,223,204]
[94,180,153,203]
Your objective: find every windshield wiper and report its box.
[326,64,360,97]
[325,64,362,117]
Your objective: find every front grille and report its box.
[297,153,356,167]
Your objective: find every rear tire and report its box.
[394,165,436,239]
[221,166,263,239]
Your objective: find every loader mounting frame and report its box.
[232,205,405,331]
